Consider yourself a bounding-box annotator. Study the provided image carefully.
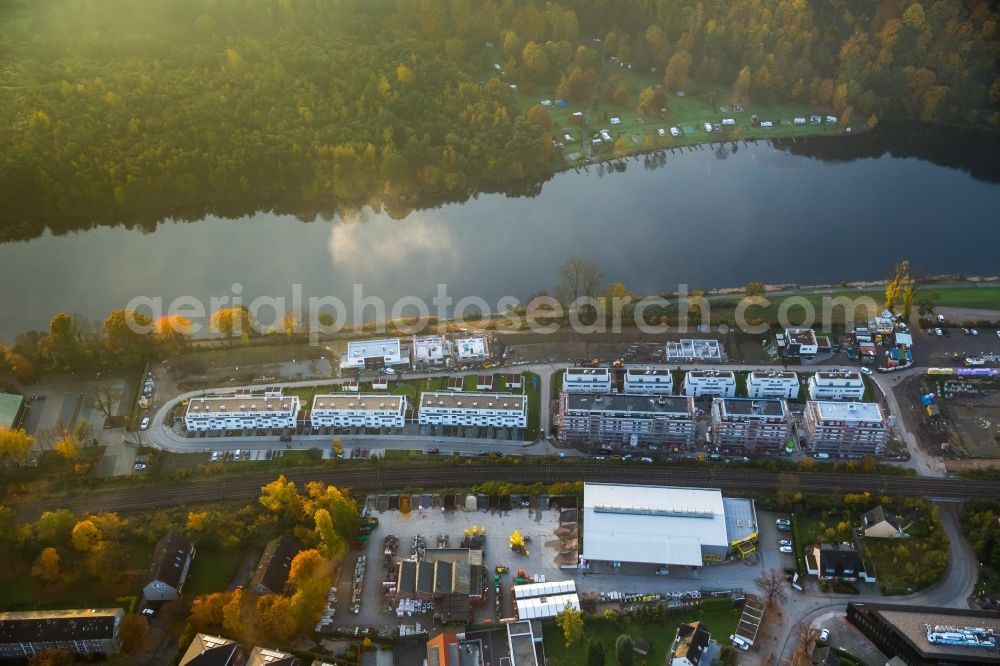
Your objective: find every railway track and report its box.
[11,464,997,520]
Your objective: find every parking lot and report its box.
[325,501,797,637]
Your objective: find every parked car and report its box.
[934,328,943,336]
[730,635,750,651]
[640,456,654,463]
[140,417,150,430]
[779,545,793,554]
[819,628,830,642]
[778,539,792,547]
[860,367,873,375]
[971,328,979,336]
[775,518,791,527]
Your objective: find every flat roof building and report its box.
[666,339,723,363]
[0,608,125,658]
[683,370,737,398]
[808,371,866,401]
[558,393,696,449]
[341,338,409,370]
[624,368,674,395]
[418,392,527,429]
[711,398,790,456]
[310,394,407,430]
[847,602,1000,665]
[804,401,888,456]
[185,392,299,432]
[783,328,819,356]
[747,371,799,399]
[562,367,613,393]
[582,483,733,568]
[514,581,580,620]
[455,335,490,362]
[412,335,451,367]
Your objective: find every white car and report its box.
[703,122,713,132]
[564,133,573,142]
[934,328,943,336]
[819,628,830,641]
[610,116,621,125]
[860,367,873,375]
[779,545,793,554]
[760,120,774,128]
[140,417,150,430]
[730,635,750,651]
[670,127,680,137]
[778,539,792,547]
[657,128,666,136]
[970,328,979,336]
[382,367,396,375]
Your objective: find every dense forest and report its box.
[1,0,997,239]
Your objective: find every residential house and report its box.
[0,608,124,658]
[624,368,674,395]
[309,394,407,430]
[670,621,712,666]
[782,328,819,357]
[185,392,300,432]
[247,647,300,666]
[144,532,196,601]
[179,634,245,666]
[250,536,300,595]
[808,372,866,401]
[861,506,904,539]
[562,367,612,393]
[747,371,799,399]
[340,338,408,371]
[683,370,736,398]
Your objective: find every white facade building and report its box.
[340,338,409,370]
[624,368,674,395]
[782,328,819,356]
[310,394,407,429]
[666,339,723,363]
[747,371,800,399]
[418,392,527,429]
[804,401,888,456]
[411,335,450,367]
[808,371,866,401]
[184,391,300,432]
[683,370,737,398]
[563,367,613,393]
[455,335,490,362]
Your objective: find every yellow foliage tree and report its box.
[71,519,102,552]
[31,547,61,582]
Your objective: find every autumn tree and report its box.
[314,509,346,560]
[31,547,61,582]
[211,307,254,340]
[745,281,766,297]
[189,592,230,631]
[119,613,149,653]
[259,475,304,521]
[0,427,35,466]
[255,594,297,642]
[733,66,752,98]
[35,509,76,547]
[637,86,666,115]
[526,104,553,130]
[555,257,602,308]
[71,519,102,552]
[664,51,692,90]
[884,260,911,311]
[754,568,787,608]
[790,624,821,666]
[28,650,75,666]
[555,603,584,647]
[90,378,124,420]
[88,540,128,583]
[521,41,549,82]
[103,308,153,363]
[288,549,333,632]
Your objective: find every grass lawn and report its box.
[185,547,246,595]
[918,286,1000,311]
[543,605,741,666]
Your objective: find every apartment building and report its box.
[782,328,819,356]
[340,338,409,370]
[418,392,527,429]
[557,393,696,449]
[808,371,866,401]
[412,335,451,368]
[455,335,491,362]
[665,339,723,363]
[310,394,407,430]
[0,609,125,658]
[624,368,674,395]
[562,367,613,394]
[184,391,300,432]
[710,398,790,455]
[683,370,737,398]
[804,401,888,456]
[746,371,799,399]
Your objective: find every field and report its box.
[183,547,246,595]
[542,603,741,666]
[506,61,845,167]
[946,402,1000,458]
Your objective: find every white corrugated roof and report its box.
[516,593,580,619]
[582,483,728,566]
[513,580,576,599]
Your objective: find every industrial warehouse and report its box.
[581,483,759,573]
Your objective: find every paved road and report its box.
[144,362,932,471]
[772,503,977,665]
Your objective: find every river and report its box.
[2,123,999,340]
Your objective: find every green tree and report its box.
[35,509,76,547]
[615,634,634,666]
[555,603,584,647]
[587,639,606,666]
